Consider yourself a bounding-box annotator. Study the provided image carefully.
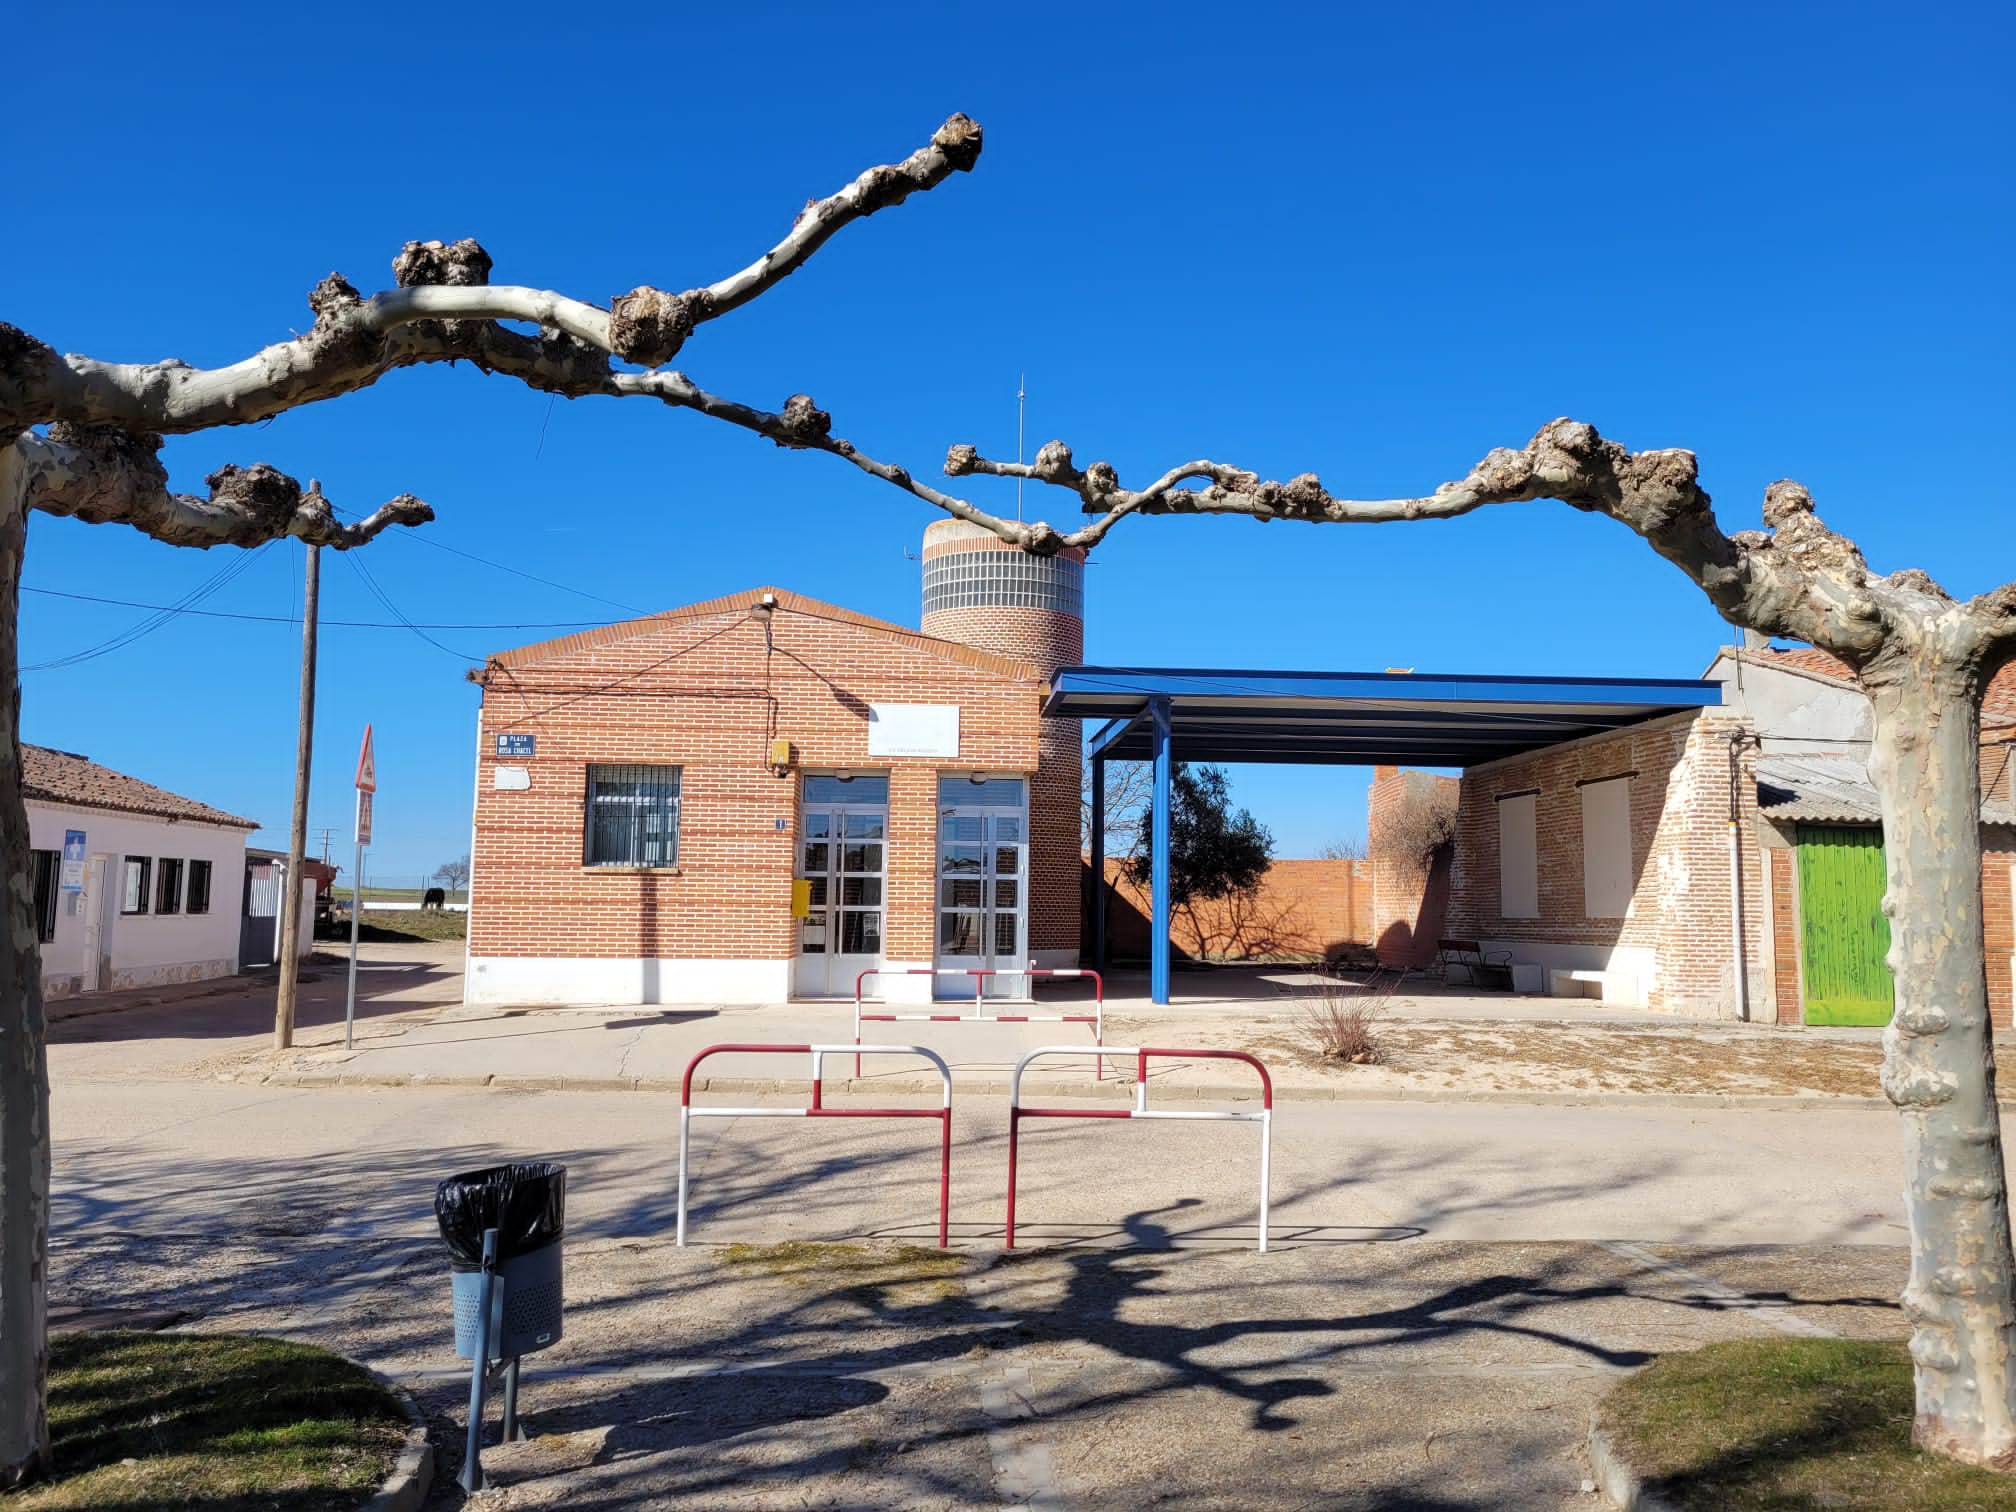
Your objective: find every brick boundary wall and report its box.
[1092,857,1373,962]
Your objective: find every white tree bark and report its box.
[0,446,48,1488]
[1868,646,2016,1463]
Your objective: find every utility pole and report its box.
[273,531,320,1050]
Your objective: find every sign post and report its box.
[347,725,376,1050]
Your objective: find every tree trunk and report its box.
[0,441,50,1487]
[1868,661,2016,1466]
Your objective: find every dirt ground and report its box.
[1170,1013,2016,1099]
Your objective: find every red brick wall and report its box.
[470,591,1044,965]
[1444,712,1764,1014]
[1093,857,1372,962]
[1769,846,1802,1024]
[1367,766,1458,967]
[1985,835,2014,1030]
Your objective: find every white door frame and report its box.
[792,776,890,999]
[935,779,1029,1001]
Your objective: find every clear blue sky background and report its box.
[7,2,2010,877]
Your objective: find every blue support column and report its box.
[1089,754,1106,968]
[1150,697,1172,1005]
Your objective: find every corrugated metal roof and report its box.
[1756,754,2016,826]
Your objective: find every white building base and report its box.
[465,956,790,1007]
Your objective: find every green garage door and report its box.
[1796,824,1894,1026]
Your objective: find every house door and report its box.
[792,773,889,999]
[936,776,1028,1001]
[1796,824,1895,1026]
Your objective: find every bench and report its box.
[1549,968,1606,1001]
[1438,938,1514,991]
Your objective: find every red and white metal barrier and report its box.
[853,968,1105,1078]
[1005,1045,1273,1253]
[676,1043,954,1249]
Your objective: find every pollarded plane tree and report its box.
[3,111,2011,1479]
[0,117,985,1488]
[924,437,2016,1469]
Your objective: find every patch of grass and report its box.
[9,1330,408,1510]
[318,909,467,944]
[1600,1337,2016,1510]
[717,1241,962,1285]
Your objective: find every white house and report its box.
[26,745,260,998]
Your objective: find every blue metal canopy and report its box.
[1050,667,1722,769]
[1052,665,1723,1004]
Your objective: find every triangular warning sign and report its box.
[355,724,377,793]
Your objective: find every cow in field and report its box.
[423,887,446,911]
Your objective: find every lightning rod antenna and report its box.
[1016,373,1026,523]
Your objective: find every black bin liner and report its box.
[435,1162,566,1272]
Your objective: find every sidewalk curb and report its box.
[235,1066,1907,1112]
[1587,1413,1678,1511]
[362,1380,434,1512]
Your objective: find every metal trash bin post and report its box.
[436,1162,566,1493]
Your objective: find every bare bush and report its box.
[1370,774,1458,877]
[1298,989,1387,1066]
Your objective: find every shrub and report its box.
[1298,988,1386,1065]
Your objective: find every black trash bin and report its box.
[436,1161,566,1359]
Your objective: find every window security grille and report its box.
[30,850,57,943]
[156,857,184,915]
[585,764,682,867]
[187,860,212,916]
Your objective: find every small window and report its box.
[121,857,152,915]
[30,850,58,944]
[585,764,682,868]
[1497,793,1539,918]
[155,858,184,915]
[187,860,212,916]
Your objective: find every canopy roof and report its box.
[1047,667,1723,768]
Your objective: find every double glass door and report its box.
[936,776,1027,1000]
[793,773,888,999]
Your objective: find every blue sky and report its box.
[7,1,2010,875]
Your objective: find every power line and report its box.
[23,541,278,671]
[381,527,646,615]
[341,552,485,663]
[20,585,620,630]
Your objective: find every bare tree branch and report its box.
[0,115,984,438]
[13,427,429,549]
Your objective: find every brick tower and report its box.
[921,520,1085,967]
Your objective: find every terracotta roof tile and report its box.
[23,747,258,829]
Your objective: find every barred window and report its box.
[156,857,184,915]
[122,857,151,915]
[585,764,682,868]
[187,860,213,916]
